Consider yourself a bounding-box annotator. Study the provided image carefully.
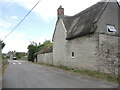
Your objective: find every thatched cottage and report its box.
[52,0,119,74]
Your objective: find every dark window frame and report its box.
[71,51,74,58]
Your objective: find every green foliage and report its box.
[2,59,8,67]
[2,42,5,49]
[2,53,6,60]
[0,40,5,49]
[27,40,52,62]
[6,56,10,59]
[2,53,8,73]
[37,40,52,51]
[43,40,52,47]
[16,52,27,59]
[27,44,36,62]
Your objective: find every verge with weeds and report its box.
[2,59,8,74]
[34,62,119,84]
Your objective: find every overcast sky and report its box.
[0,0,119,53]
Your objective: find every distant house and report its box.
[52,0,119,74]
[7,51,16,60]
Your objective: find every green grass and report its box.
[34,62,119,84]
[73,69,118,83]
[2,59,8,74]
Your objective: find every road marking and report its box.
[18,63,21,64]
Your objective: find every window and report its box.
[71,52,74,58]
[107,25,116,34]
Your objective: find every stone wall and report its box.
[37,53,53,65]
[65,34,99,71]
[95,2,119,74]
[37,33,119,75]
[98,34,119,74]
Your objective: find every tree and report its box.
[43,40,52,47]
[27,44,36,62]
[0,40,5,60]
[27,40,52,62]
[16,52,27,59]
[0,40,6,66]
[0,40,5,49]
[37,40,52,51]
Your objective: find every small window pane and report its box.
[71,52,74,59]
[72,52,74,57]
[107,25,116,33]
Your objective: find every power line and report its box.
[3,0,41,40]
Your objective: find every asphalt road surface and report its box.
[3,60,118,88]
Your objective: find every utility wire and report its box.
[3,0,41,40]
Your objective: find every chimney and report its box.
[57,5,64,19]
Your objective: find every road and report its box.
[3,60,118,88]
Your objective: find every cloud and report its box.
[0,30,8,39]
[3,0,100,22]
[0,19,11,28]
[0,18,18,40]
[2,38,30,53]
[3,0,120,22]
[2,28,53,53]
[2,31,29,53]
[11,16,18,19]
[2,31,51,53]
[1,29,47,53]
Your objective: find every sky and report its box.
[0,0,119,53]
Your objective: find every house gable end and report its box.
[52,19,67,41]
[52,20,59,41]
[96,1,119,34]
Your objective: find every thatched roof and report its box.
[37,46,53,54]
[62,1,109,40]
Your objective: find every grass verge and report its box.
[34,62,119,84]
[2,59,8,75]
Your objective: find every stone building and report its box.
[52,0,119,74]
[37,46,53,65]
